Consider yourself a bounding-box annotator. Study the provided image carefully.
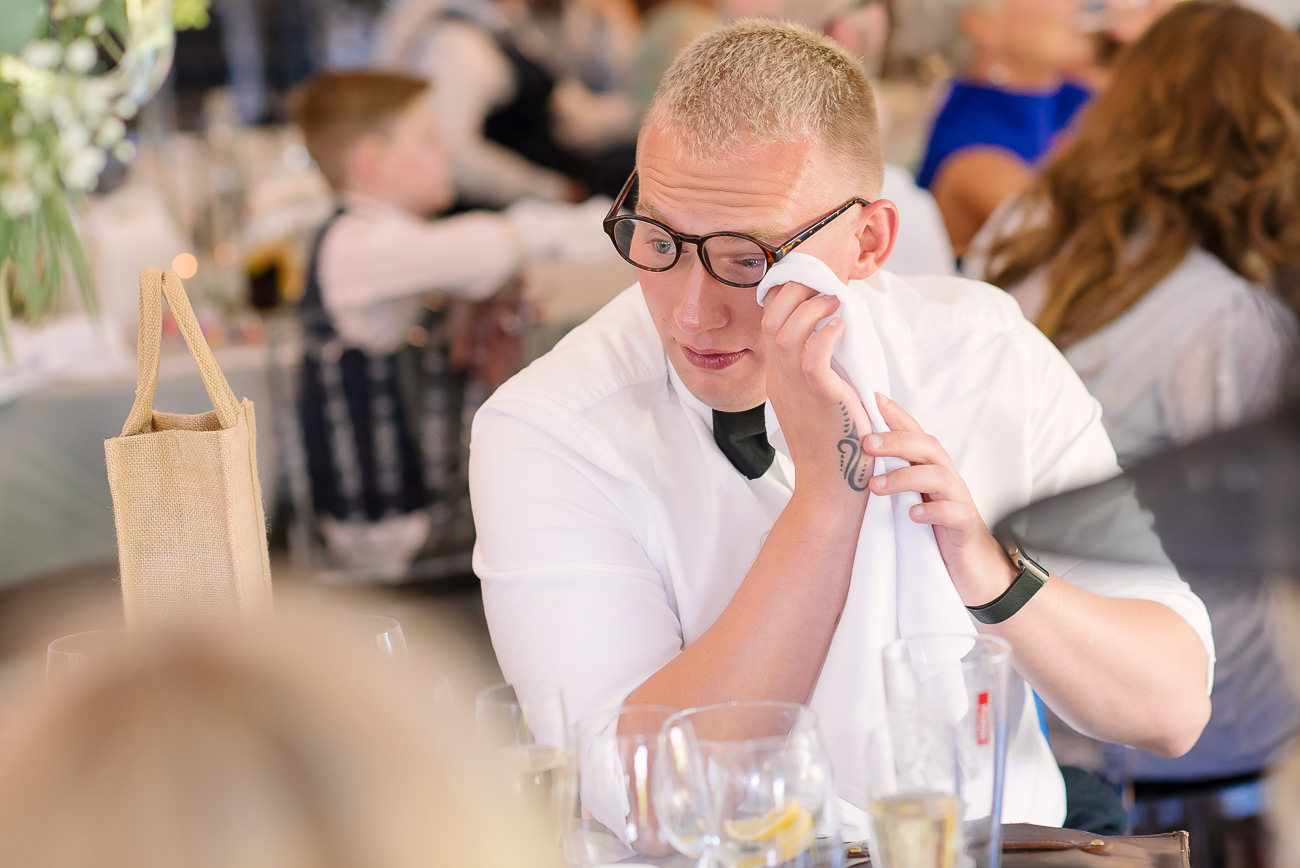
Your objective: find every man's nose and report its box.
[673,250,729,335]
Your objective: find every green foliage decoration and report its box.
[0,0,209,363]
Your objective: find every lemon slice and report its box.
[723,799,805,842]
[772,805,814,861]
[721,799,816,867]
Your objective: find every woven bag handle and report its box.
[121,267,241,436]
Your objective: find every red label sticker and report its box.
[976,691,991,746]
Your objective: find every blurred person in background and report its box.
[904,0,1093,256]
[906,0,1180,257]
[807,0,957,274]
[627,0,719,116]
[290,70,545,578]
[0,608,543,868]
[375,0,640,209]
[967,3,1300,857]
[969,0,1300,465]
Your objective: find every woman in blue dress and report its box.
[906,0,1170,255]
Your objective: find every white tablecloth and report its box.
[0,343,285,587]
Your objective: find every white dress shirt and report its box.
[469,270,1215,825]
[880,163,957,277]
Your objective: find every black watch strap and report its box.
[966,548,1049,624]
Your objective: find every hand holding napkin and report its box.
[753,253,976,814]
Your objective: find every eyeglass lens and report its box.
[611,218,769,286]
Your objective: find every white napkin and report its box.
[754,253,976,822]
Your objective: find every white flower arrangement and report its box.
[0,0,210,362]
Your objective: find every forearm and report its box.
[987,577,1210,756]
[324,211,524,308]
[625,492,864,710]
[931,149,1032,256]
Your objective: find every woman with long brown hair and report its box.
[970,0,1300,464]
[968,4,1300,855]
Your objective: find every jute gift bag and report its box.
[105,268,273,623]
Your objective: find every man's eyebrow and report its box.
[634,199,670,223]
[635,198,788,242]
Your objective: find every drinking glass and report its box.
[476,682,573,841]
[45,628,127,687]
[864,710,961,868]
[654,701,843,868]
[336,615,410,665]
[882,635,1011,868]
[565,704,684,867]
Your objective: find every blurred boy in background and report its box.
[289,70,532,579]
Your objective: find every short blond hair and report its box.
[643,19,884,194]
[288,70,430,191]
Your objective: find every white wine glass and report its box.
[864,710,961,868]
[654,701,842,868]
[882,634,1011,868]
[476,682,573,843]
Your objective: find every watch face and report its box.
[1021,553,1050,583]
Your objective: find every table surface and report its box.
[0,343,287,587]
[844,825,1191,868]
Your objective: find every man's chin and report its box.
[667,354,765,412]
[688,379,766,414]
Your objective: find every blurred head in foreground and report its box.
[0,608,545,868]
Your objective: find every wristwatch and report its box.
[966,546,1050,624]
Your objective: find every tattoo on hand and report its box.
[836,404,870,491]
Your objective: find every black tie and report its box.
[713,404,775,480]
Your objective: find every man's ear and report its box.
[847,198,899,280]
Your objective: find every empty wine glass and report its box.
[335,615,410,665]
[654,701,843,868]
[45,628,127,688]
[476,682,573,843]
[565,704,683,867]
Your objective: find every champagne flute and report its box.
[864,710,961,868]
[476,682,573,841]
[882,634,1011,868]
